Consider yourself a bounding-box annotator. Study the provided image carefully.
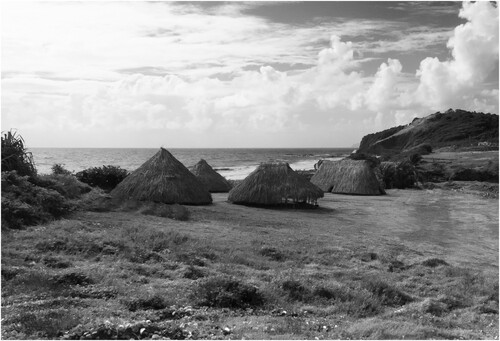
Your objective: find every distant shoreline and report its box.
[31,147,354,179]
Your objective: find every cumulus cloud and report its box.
[365,58,403,112]
[415,1,499,109]
[1,1,498,148]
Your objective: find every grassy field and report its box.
[2,189,498,339]
[419,150,499,183]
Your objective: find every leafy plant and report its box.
[75,165,129,191]
[51,163,72,175]
[1,171,74,229]
[1,130,37,177]
[32,174,92,199]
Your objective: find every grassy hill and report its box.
[358,109,499,157]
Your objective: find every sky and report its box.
[1,1,499,148]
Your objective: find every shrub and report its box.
[51,163,72,176]
[2,171,74,229]
[191,275,265,308]
[75,165,129,191]
[380,161,418,189]
[31,174,92,199]
[1,130,37,177]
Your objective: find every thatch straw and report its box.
[110,148,212,205]
[310,159,386,195]
[228,162,324,206]
[189,159,232,193]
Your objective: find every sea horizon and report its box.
[30,147,355,180]
[29,146,356,150]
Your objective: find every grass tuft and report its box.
[259,246,286,261]
[123,294,168,312]
[191,275,265,308]
[362,277,413,306]
[422,258,450,267]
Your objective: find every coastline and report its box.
[29,147,353,179]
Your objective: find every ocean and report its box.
[30,148,354,180]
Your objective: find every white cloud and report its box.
[1,1,498,148]
[366,58,403,112]
[415,1,499,110]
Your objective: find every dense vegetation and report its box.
[1,132,90,229]
[1,130,37,177]
[75,165,129,191]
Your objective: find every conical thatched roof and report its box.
[110,148,212,205]
[228,162,324,206]
[189,159,232,193]
[310,159,385,195]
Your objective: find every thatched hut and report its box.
[110,148,212,205]
[228,162,324,206]
[189,159,232,193]
[310,159,386,195]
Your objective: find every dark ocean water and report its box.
[30,148,354,180]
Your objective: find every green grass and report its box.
[2,201,498,340]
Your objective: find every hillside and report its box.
[358,109,499,157]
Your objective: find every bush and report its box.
[51,163,72,175]
[76,165,129,191]
[31,174,92,199]
[1,130,37,177]
[191,275,265,308]
[2,171,74,229]
[380,161,418,189]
